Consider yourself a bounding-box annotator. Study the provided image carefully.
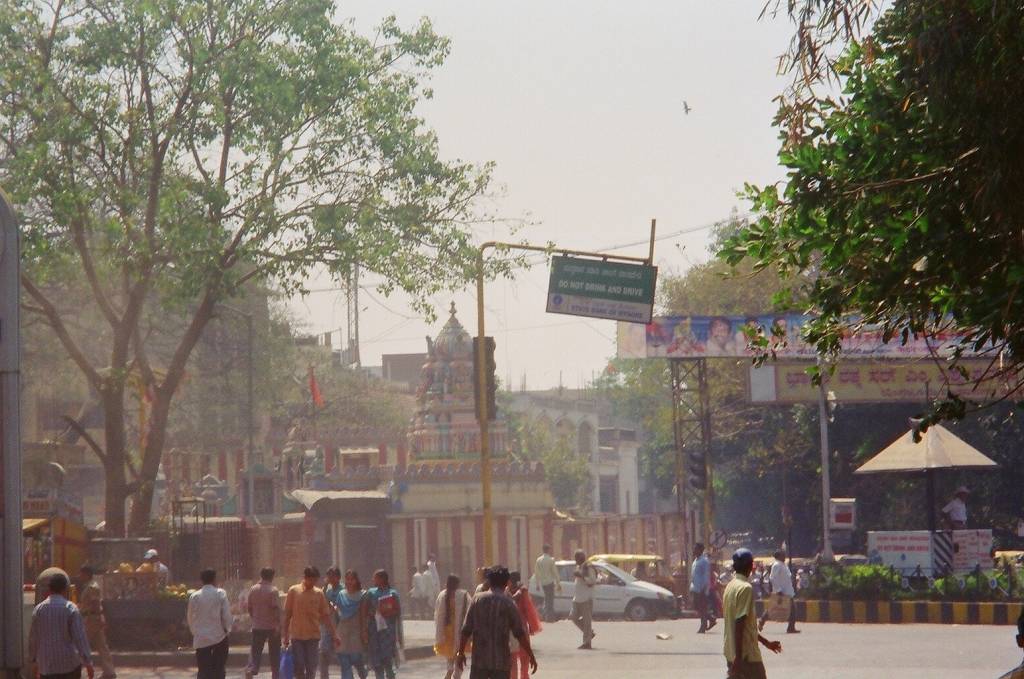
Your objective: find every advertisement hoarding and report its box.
[617,314,982,360]
[749,360,1017,403]
[867,531,935,574]
[952,530,993,573]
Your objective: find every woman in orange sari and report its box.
[508,571,542,679]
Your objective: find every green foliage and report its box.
[506,411,591,510]
[804,564,1023,602]
[724,1,1024,420]
[803,565,904,601]
[0,0,501,533]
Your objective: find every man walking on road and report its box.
[246,567,282,679]
[690,543,716,633]
[759,551,799,635]
[78,566,116,679]
[534,544,561,622]
[410,566,427,619]
[570,550,596,650]
[456,565,537,679]
[724,549,782,679]
[29,572,94,679]
[187,569,233,679]
[284,566,341,679]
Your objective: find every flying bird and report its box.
[682,101,692,115]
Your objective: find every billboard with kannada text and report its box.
[749,360,1020,403]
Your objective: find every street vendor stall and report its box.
[100,569,190,649]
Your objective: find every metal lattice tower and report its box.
[670,358,714,561]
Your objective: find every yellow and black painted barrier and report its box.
[755,599,1022,625]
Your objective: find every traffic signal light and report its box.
[688,448,707,492]
[473,336,497,422]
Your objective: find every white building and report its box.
[504,390,641,515]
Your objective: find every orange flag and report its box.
[308,366,325,407]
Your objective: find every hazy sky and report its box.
[288,1,795,389]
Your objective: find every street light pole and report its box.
[0,189,24,678]
[817,367,834,561]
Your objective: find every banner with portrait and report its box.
[617,314,983,361]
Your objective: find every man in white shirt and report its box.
[942,487,970,529]
[421,562,440,611]
[759,550,799,634]
[426,553,441,594]
[138,548,171,582]
[187,568,233,679]
[570,549,597,650]
[410,566,426,618]
[535,544,562,622]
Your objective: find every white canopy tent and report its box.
[855,424,997,531]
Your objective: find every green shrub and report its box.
[801,563,1022,602]
[803,565,903,601]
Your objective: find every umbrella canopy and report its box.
[855,425,998,474]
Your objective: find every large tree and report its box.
[2,0,502,534]
[725,1,1024,421]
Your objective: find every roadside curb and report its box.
[761,599,1023,625]
[111,644,435,668]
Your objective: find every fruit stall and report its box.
[101,568,191,649]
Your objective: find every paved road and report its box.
[113,618,1022,678]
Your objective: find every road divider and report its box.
[756,599,1022,625]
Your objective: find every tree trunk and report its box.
[101,385,129,536]
[127,391,172,535]
[127,292,218,535]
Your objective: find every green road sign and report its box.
[546,255,657,323]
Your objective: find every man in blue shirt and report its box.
[690,543,716,633]
[29,572,95,679]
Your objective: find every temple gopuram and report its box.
[407,303,508,460]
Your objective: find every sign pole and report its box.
[476,248,495,565]
[0,189,23,678]
[817,367,834,560]
[475,236,656,564]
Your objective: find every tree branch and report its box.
[21,275,102,390]
[68,214,121,327]
[61,416,107,465]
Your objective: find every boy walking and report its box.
[723,549,782,679]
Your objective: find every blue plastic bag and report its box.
[279,646,294,679]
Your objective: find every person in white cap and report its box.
[941,487,970,529]
[136,549,171,581]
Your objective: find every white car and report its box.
[528,560,677,621]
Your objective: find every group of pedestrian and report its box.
[689,544,799,638]
[410,556,442,618]
[434,567,543,679]
[455,565,539,679]
[181,565,403,679]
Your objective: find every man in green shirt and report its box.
[723,549,782,679]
